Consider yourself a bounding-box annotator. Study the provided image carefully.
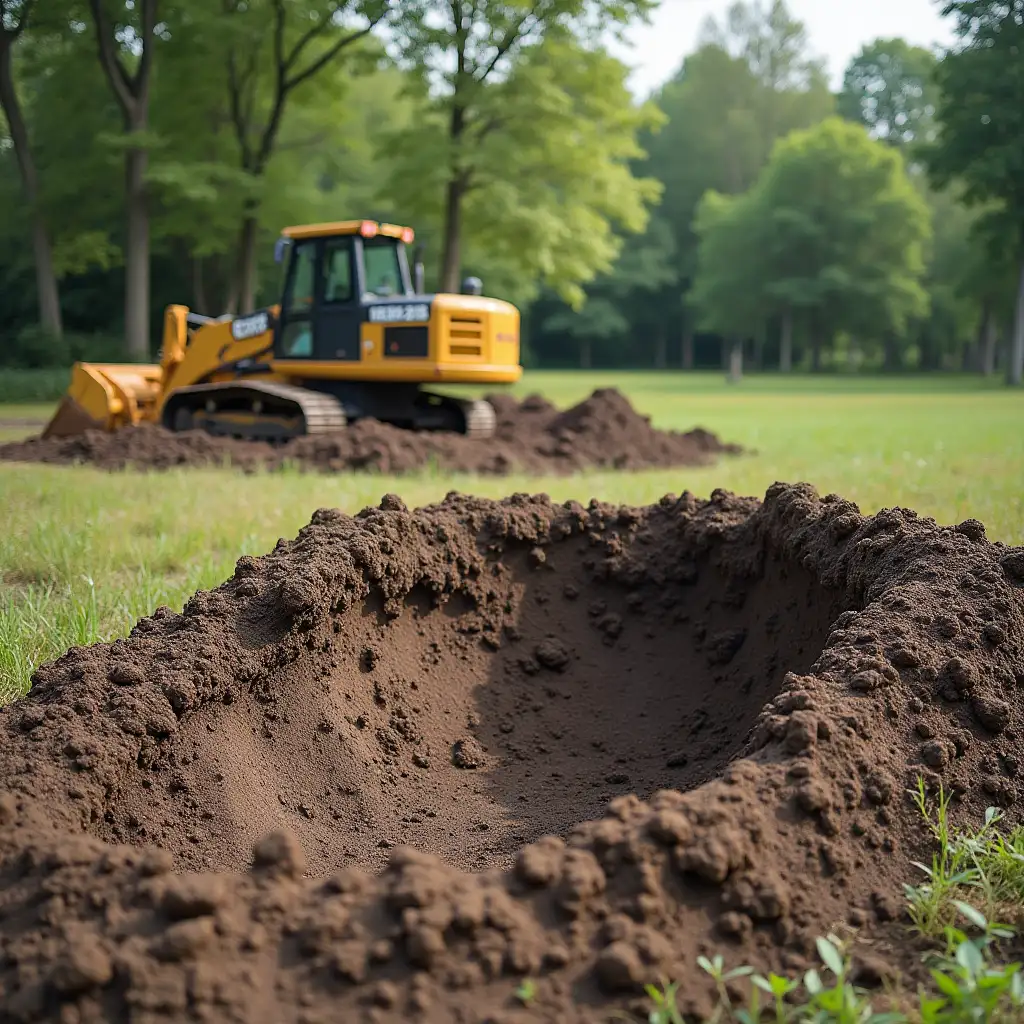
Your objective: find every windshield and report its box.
[363,238,405,298]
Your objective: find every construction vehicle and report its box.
[42,220,522,442]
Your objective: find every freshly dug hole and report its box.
[97,506,839,876]
[2,485,1024,1024]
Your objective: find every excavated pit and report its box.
[1,485,1024,1023]
[96,519,839,878]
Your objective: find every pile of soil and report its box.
[0,388,741,476]
[1,484,1023,1023]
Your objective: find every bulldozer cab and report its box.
[274,221,417,363]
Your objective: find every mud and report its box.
[1,485,1023,1023]
[0,388,740,477]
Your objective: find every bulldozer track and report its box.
[455,398,497,440]
[161,381,346,442]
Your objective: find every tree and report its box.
[640,4,833,359]
[86,0,159,358]
[690,189,765,378]
[216,0,391,313]
[0,0,62,339]
[927,0,1024,385]
[699,0,824,90]
[692,117,931,371]
[390,0,658,298]
[838,38,938,152]
[540,216,678,368]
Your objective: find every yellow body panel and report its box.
[275,294,522,385]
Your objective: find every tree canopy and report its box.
[838,37,938,151]
[926,0,1024,383]
[0,0,1022,378]
[692,117,931,370]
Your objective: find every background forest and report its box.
[0,0,1021,381]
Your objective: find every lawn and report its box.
[1,370,1022,702]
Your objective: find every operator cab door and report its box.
[312,236,362,361]
[276,237,361,362]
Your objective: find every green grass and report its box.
[1,371,1022,700]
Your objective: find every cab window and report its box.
[281,322,313,358]
[279,241,315,358]
[363,238,402,298]
[283,242,315,316]
[323,238,354,304]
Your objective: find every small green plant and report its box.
[902,779,1008,939]
[514,978,537,1005]
[643,979,687,1024]
[920,905,1023,1022]
[697,954,754,1023]
[694,936,904,1024]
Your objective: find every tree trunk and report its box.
[727,337,743,383]
[439,99,467,295]
[440,176,465,295]
[654,326,666,369]
[753,334,763,371]
[779,308,792,372]
[681,323,694,369]
[811,335,822,372]
[0,40,62,339]
[236,209,260,314]
[1009,258,1024,386]
[981,303,997,377]
[580,337,591,369]
[124,136,150,359]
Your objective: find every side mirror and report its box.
[273,237,291,264]
[462,276,483,296]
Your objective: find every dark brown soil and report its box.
[0,389,740,476]
[1,484,1023,1023]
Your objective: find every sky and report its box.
[611,0,959,97]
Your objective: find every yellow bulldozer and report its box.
[43,220,522,442]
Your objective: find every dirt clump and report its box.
[0,388,740,476]
[1,484,1023,1022]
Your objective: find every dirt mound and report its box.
[0,388,741,476]
[2,485,1023,1022]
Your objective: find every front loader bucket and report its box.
[42,395,108,439]
[42,363,164,439]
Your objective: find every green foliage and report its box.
[541,217,678,359]
[696,935,903,1023]
[690,189,763,337]
[927,1,1024,232]
[692,118,931,362]
[388,1,662,306]
[0,369,73,403]
[644,3,835,276]
[838,38,939,150]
